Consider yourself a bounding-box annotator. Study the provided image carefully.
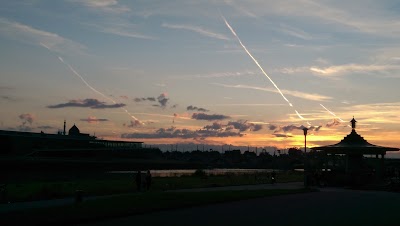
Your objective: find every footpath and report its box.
[0,182,304,214]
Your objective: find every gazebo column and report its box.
[380,153,385,179]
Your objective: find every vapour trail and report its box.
[58,57,115,103]
[222,15,310,124]
[320,104,345,122]
[56,56,142,123]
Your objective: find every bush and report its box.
[193,169,207,178]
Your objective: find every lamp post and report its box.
[302,127,309,187]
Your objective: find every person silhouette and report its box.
[135,170,142,192]
[145,170,152,190]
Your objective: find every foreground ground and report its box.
[79,187,400,226]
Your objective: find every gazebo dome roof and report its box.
[311,118,398,154]
[68,124,80,135]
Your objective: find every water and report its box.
[109,168,276,177]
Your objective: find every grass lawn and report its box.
[2,171,303,203]
[1,188,315,225]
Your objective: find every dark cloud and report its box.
[16,113,35,132]
[135,94,169,109]
[187,105,209,112]
[281,124,306,132]
[203,122,224,130]
[310,125,322,131]
[157,93,169,108]
[171,104,178,108]
[19,113,35,124]
[273,133,293,138]
[80,116,109,123]
[192,113,230,121]
[134,97,156,102]
[123,120,142,128]
[121,126,242,139]
[253,124,263,132]
[1,95,17,102]
[48,99,126,109]
[326,119,341,128]
[227,120,263,132]
[268,125,278,131]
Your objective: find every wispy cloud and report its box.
[0,18,86,54]
[310,64,400,76]
[213,83,332,102]
[70,0,130,14]
[99,25,157,40]
[162,23,229,40]
[80,116,109,123]
[279,24,312,40]
[224,0,257,18]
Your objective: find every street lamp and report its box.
[302,127,308,187]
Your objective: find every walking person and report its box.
[145,170,152,191]
[135,170,142,192]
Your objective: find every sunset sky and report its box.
[1,1,399,153]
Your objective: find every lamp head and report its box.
[302,127,308,136]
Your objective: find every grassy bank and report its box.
[1,171,303,203]
[1,188,314,225]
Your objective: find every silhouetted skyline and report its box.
[0,1,399,154]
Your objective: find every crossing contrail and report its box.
[222,15,310,123]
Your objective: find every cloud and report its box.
[80,116,109,123]
[17,113,35,132]
[1,95,17,102]
[134,93,170,109]
[48,98,125,109]
[121,126,243,140]
[19,113,35,125]
[123,120,142,128]
[326,119,341,128]
[162,23,229,40]
[0,18,86,54]
[70,0,131,13]
[134,97,156,102]
[310,64,399,76]
[213,83,332,102]
[227,120,263,132]
[268,125,278,131]
[192,113,230,121]
[187,105,209,112]
[279,24,313,40]
[171,70,258,79]
[203,122,224,130]
[270,124,322,133]
[272,133,293,138]
[157,93,169,108]
[97,25,157,40]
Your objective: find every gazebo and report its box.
[311,117,398,185]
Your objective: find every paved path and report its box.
[0,183,303,214]
[80,188,400,226]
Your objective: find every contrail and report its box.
[55,55,142,123]
[320,104,345,122]
[222,15,309,122]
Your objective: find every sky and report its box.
[1,0,399,153]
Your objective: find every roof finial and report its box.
[351,117,357,130]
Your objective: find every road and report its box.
[79,187,400,226]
